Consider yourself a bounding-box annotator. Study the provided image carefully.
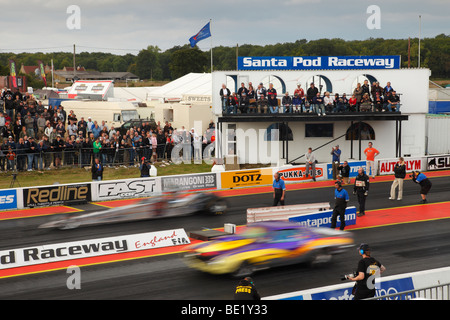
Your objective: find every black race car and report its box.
[39,191,227,230]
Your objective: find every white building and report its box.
[212,68,430,165]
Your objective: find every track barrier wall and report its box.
[264,266,450,300]
[1,154,449,210]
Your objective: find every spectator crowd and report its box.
[0,87,216,173]
[220,80,401,115]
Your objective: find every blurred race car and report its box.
[39,192,227,230]
[184,221,354,277]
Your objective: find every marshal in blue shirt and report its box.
[273,178,286,190]
[335,188,349,201]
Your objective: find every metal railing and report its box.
[365,282,450,300]
[0,142,214,172]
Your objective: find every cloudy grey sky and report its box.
[0,0,448,54]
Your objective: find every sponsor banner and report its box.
[161,173,217,192]
[23,184,91,208]
[289,207,357,229]
[95,177,161,201]
[238,55,401,71]
[378,157,424,175]
[221,168,273,189]
[326,161,367,180]
[0,189,17,210]
[0,229,190,270]
[427,155,450,171]
[309,277,415,301]
[277,165,324,182]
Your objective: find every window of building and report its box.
[305,123,334,138]
[265,123,293,141]
[345,122,375,140]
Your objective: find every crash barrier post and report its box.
[288,206,357,229]
[263,266,450,300]
[246,203,331,224]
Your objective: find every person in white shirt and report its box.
[323,92,334,113]
[305,147,317,181]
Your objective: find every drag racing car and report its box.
[184,221,354,277]
[39,191,227,230]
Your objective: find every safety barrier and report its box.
[247,203,330,224]
[263,266,450,300]
[366,282,450,300]
[1,153,449,211]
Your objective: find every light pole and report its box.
[418,15,421,68]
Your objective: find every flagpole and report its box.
[210,19,213,73]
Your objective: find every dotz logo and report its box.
[232,173,262,184]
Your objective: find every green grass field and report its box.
[1,162,214,189]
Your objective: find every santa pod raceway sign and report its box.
[238,55,401,70]
[0,229,190,270]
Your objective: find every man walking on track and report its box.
[331,181,349,230]
[364,142,379,178]
[272,172,286,206]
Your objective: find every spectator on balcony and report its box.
[359,93,372,112]
[342,93,349,111]
[323,92,334,113]
[282,92,292,113]
[383,82,394,97]
[373,92,384,112]
[256,83,267,114]
[238,83,249,114]
[333,93,346,113]
[267,83,278,113]
[353,83,363,108]
[312,92,324,116]
[294,83,304,99]
[348,94,358,112]
[387,91,401,112]
[306,83,318,105]
[247,84,257,113]
[362,80,370,97]
[292,93,303,113]
[227,92,238,114]
[220,84,231,114]
[371,82,383,100]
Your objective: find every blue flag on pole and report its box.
[189,22,211,48]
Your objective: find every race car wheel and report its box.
[58,219,81,230]
[310,249,332,267]
[231,261,254,278]
[205,199,227,215]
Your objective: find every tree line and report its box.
[0,34,448,87]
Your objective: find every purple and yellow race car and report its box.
[184,221,354,277]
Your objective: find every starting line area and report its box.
[0,170,449,278]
